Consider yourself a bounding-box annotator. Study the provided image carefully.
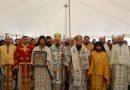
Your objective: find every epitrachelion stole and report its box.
[33,51,47,90]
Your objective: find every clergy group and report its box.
[0,33,130,90]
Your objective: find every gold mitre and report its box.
[74,35,82,41]
[54,33,61,40]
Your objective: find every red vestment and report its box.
[13,44,33,90]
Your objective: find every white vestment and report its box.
[110,44,130,90]
[50,44,65,90]
[31,46,53,90]
[65,44,90,90]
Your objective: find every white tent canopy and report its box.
[0,0,130,38]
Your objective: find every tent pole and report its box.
[68,0,71,38]
[6,33,8,36]
[64,4,68,38]
[16,34,18,39]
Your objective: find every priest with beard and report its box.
[50,33,65,90]
[87,42,110,90]
[46,36,52,47]
[31,35,53,90]
[65,35,90,90]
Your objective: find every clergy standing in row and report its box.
[110,35,130,90]
[0,36,16,90]
[87,42,110,90]
[13,36,33,90]
[65,35,90,90]
[31,35,53,90]
[50,33,65,90]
